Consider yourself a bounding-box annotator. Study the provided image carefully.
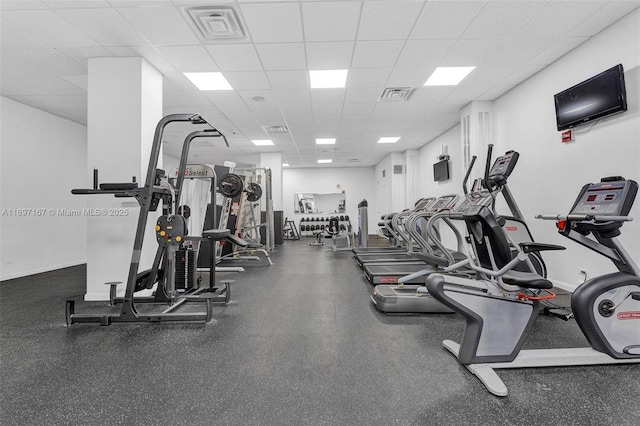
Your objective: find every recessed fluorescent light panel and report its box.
[424,67,475,86]
[184,72,233,90]
[317,159,333,164]
[377,137,401,144]
[309,70,348,89]
[282,163,289,167]
[252,139,273,146]
[316,138,336,145]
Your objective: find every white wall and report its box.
[1,97,87,280]
[418,124,464,198]
[283,167,377,234]
[492,10,640,288]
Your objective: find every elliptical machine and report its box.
[426,176,640,396]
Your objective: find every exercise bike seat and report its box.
[202,229,231,241]
[502,270,553,289]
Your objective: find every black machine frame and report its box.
[66,113,232,326]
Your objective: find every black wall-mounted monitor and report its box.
[554,64,627,131]
[433,159,449,182]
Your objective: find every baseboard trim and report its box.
[1,260,86,282]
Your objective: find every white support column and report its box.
[85,57,162,301]
[404,150,419,205]
[460,100,494,183]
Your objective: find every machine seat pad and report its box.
[202,229,231,241]
[225,234,249,247]
[502,270,553,289]
[246,242,263,249]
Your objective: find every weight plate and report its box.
[219,173,243,198]
[246,182,263,202]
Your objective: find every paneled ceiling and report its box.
[2,0,638,167]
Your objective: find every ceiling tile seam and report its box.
[335,0,368,155]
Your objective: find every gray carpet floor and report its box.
[1,239,638,425]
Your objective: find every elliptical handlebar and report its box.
[483,144,494,191]
[462,155,477,195]
[535,214,634,222]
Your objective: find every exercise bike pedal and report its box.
[542,306,573,321]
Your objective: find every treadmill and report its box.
[371,147,543,313]
[354,194,459,268]
[352,198,435,255]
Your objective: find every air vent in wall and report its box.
[380,87,416,101]
[262,125,289,133]
[183,6,248,43]
[393,165,403,174]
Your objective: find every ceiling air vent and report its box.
[183,6,248,43]
[262,125,289,134]
[347,158,362,163]
[380,87,416,102]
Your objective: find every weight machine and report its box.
[66,114,236,326]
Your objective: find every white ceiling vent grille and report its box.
[380,87,416,101]
[262,125,289,134]
[183,6,248,43]
[347,158,362,163]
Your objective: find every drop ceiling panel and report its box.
[205,44,262,71]
[266,70,309,90]
[0,20,50,50]
[156,46,219,72]
[106,46,176,74]
[2,10,100,48]
[274,90,311,105]
[395,39,456,69]
[237,90,278,105]
[9,94,87,111]
[357,1,423,41]
[116,6,200,46]
[310,89,345,104]
[41,0,110,8]
[440,39,504,67]
[345,87,382,104]
[305,42,354,69]
[11,49,86,75]
[385,68,429,87]
[461,66,519,86]
[224,71,271,90]
[351,41,404,69]
[203,91,245,106]
[567,2,640,37]
[0,1,48,11]
[301,1,361,42]
[239,2,303,43]
[483,38,557,67]
[1,76,86,96]
[0,53,43,77]
[342,103,375,116]
[60,75,88,91]
[312,103,342,116]
[346,68,391,88]
[528,37,589,66]
[255,43,306,70]
[461,1,546,39]
[56,47,115,66]
[515,1,605,37]
[500,65,545,86]
[57,8,150,47]
[410,1,485,40]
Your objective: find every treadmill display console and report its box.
[488,150,519,181]
[570,179,638,216]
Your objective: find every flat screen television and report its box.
[433,159,449,182]
[554,64,627,131]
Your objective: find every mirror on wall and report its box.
[294,192,345,214]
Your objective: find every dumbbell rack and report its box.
[299,216,352,237]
